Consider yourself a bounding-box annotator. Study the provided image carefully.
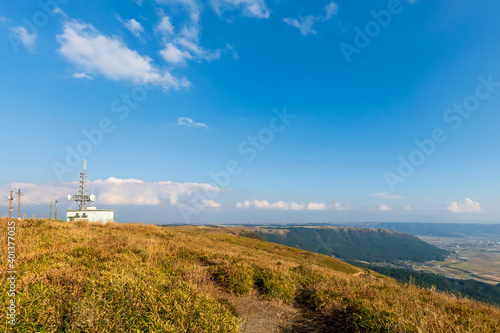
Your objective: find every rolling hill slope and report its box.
[254,226,449,263]
[2,219,498,332]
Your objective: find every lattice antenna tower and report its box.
[68,159,95,210]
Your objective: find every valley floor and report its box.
[416,236,500,285]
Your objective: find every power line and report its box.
[22,195,50,206]
[22,197,49,207]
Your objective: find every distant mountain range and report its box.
[330,222,500,238]
[253,226,449,263]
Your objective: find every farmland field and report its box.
[417,236,500,285]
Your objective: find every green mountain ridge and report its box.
[254,226,449,263]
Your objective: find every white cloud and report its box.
[333,202,350,211]
[324,2,338,20]
[446,198,484,213]
[379,204,392,211]
[404,205,411,211]
[10,26,37,51]
[307,202,328,210]
[3,178,221,208]
[2,183,76,206]
[57,19,188,91]
[202,199,221,208]
[160,43,192,64]
[72,72,93,80]
[177,117,208,128]
[236,200,347,211]
[94,177,222,206]
[156,15,174,36]
[256,200,288,209]
[211,0,270,18]
[120,18,144,37]
[157,0,201,23]
[290,202,305,210]
[371,192,405,200]
[283,16,319,36]
[236,200,251,209]
[0,17,10,23]
[236,200,295,210]
[155,4,221,66]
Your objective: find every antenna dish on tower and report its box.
[68,194,72,201]
[90,194,96,202]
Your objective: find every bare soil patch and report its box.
[219,289,350,333]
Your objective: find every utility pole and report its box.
[17,189,21,219]
[55,200,58,220]
[49,202,52,220]
[8,190,13,219]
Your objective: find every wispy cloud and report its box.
[72,72,93,80]
[446,198,484,213]
[177,117,208,128]
[211,0,270,19]
[57,19,188,91]
[283,16,319,36]
[225,43,239,59]
[118,16,144,37]
[371,192,405,200]
[155,4,221,66]
[283,2,338,36]
[324,2,338,20]
[10,26,37,51]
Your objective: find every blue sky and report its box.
[1,0,500,224]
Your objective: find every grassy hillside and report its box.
[1,219,499,332]
[349,262,500,307]
[254,226,449,263]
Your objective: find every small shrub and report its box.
[211,262,253,295]
[254,267,297,303]
[293,264,325,288]
[307,288,335,311]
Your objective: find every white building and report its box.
[67,207,114,223]
[66,159,114,223]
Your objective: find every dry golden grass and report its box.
[1,219,499,332]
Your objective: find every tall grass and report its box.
[1,219,499,332]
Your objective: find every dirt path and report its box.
[219,289,350,333]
